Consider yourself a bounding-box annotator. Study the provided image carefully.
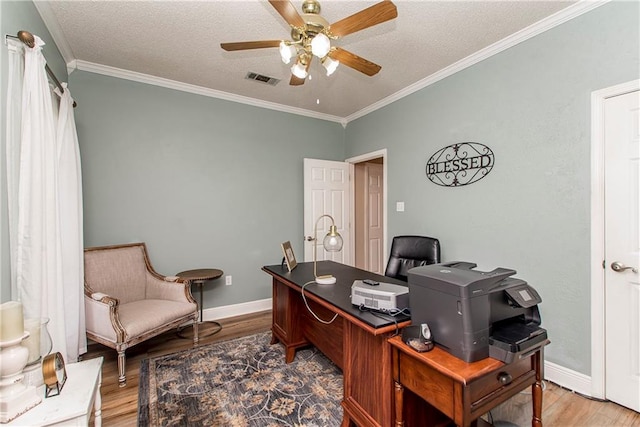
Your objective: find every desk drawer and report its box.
[398,352,456,419]
[469,356,532,406]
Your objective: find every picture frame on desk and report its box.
[281,241,297,272]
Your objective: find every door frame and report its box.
[590,79,640,399]
[346,149,388,271]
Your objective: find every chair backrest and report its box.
[384,235,441,281]
[84,243,149,303]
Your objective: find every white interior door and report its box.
[365,163,384,274]
[303,158,351,265]
[604,89,640,412]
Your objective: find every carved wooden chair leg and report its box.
[193,320,199,345]
[117,350,126,387]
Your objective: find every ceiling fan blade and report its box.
[268,0,305,28]
[329,48,382,76]
[329,0,397,38]
[220,40,282,51]
[290,74,305,86]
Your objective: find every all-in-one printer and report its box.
[408,261,549,363]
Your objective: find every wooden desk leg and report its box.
[532,350,543,427]
[340,416,352,427]
[285,347,297,364]
[394,381,405,427]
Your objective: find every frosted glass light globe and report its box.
[291,62,308,79]
[311,33,330,58]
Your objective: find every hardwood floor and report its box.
[486,381,640,427]
[82,310,639,426]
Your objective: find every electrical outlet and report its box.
[225,275,232,286]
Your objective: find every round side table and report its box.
[176,268,223,338]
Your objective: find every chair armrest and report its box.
[84,295,126,343]
[90,292,119,305]
[146,273,196,304]
[84,283,120,306]
[84,283,125,342]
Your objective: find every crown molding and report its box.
[74,60,345,124]
[33,0,75,66]
[40,0,607,125]
[344,0,610,124]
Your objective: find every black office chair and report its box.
[384,235,441,281]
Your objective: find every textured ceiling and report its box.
[38,0,582,122]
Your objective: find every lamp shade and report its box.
[322,57,339,76]
[323,225,343,251]
[279,42,295,64]
[311,33,331,58]
[291,61,308,79]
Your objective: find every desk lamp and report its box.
[313,214,343,284]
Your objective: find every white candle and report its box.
[0,301,25,342]
[23,318,41,364]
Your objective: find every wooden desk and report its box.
[7,357,103,426]
[389,335,544,427]
[262,261,412,427]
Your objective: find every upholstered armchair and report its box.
[84,243,199,387]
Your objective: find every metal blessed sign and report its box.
[426,142,494,187]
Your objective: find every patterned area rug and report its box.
[138,332,343,426]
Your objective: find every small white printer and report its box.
[351,280,409,312]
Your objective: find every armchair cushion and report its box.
[117,299,195,338]
[84,298,196,343]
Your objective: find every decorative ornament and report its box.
[426,142,494,187]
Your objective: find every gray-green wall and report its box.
[1,1,68,302]
[70,71,344,305]
[2,1,638,379]
[344,1,639,375]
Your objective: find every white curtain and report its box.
[5,39,24,300]
[5,35,86,362]
[55,82,87,358]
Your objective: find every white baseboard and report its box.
[544,360,592,397]
[202,298,595,398]
[202,298,272,322]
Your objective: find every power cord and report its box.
[301,282,411,331]
[301,280,339,324]
[357,304,411,336]
[356,303,411,317]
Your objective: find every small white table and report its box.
[7,357,103,427]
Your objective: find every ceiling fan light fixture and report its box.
[311,33,331,58]
[221,0,397,86]
[291,61,308,79]
[322,56,339,76]
[279,41,296,64]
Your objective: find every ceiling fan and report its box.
[220,0,398,86]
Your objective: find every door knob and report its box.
[305,236,315,242]
[611,262,638,273]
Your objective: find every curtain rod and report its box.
[5,30,77,108]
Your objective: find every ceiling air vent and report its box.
[245,72,280,86]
